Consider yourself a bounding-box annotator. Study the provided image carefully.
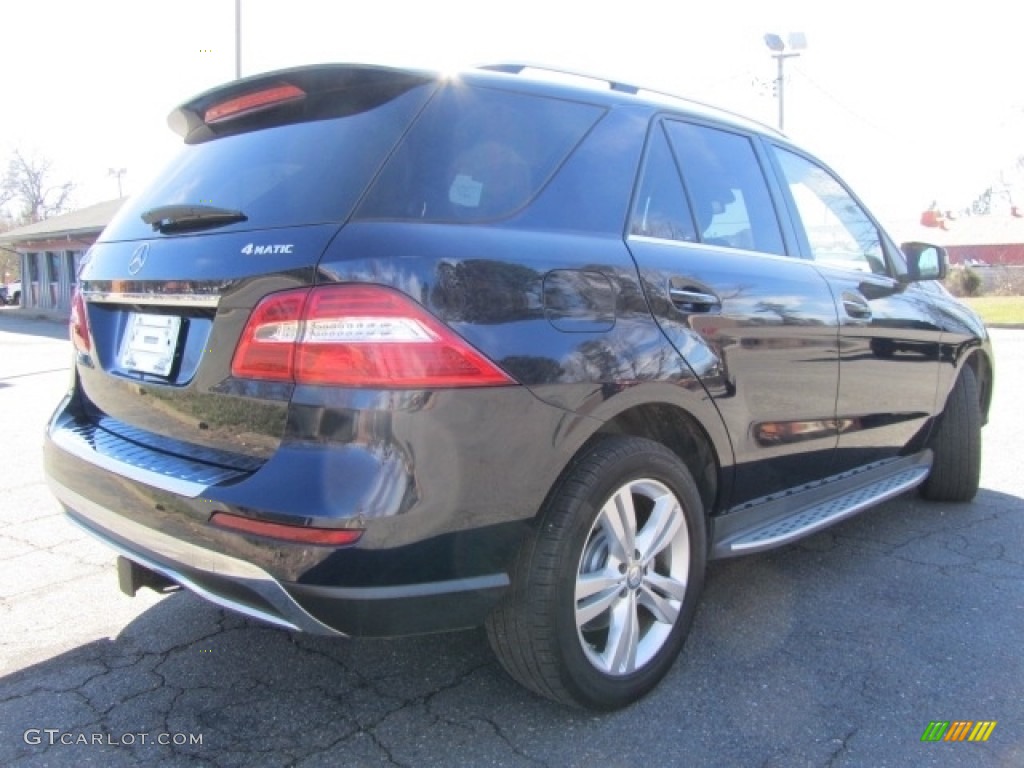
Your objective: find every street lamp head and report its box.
[788,32,808,51]
[764,33,786,52]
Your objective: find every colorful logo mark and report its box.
[921,721,997,742]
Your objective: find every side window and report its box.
[774,148,886,274]
[629,124,698,242]
[357,85,603,222]
[664,121,785,256]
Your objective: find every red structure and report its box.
[898,212,1024,266]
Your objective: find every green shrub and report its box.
[946,266,982,297]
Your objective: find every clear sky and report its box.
[1,0,1019,230]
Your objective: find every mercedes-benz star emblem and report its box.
[128,244,149,275]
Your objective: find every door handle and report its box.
[841,292,872,320]
[669,286,721,311]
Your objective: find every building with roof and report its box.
[0,198,123,315]
[893,210,1024,267]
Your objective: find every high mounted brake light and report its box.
[204,83,306,124]
[231,285,516,388]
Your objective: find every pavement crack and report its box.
[471,716,550,767]
[421,659,493,710]
[825,727,858,767]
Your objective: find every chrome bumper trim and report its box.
[82,291,221,308]
[49,477,344,637]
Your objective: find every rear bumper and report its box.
[42,383,584,636]
[54,478,342,635]
[51,476,510,637]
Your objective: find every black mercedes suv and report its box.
[44,62,993,710]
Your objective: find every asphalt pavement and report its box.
[0,307,1021,767]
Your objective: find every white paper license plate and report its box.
[120,313,181,377]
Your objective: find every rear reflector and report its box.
[231,284,515,388]
[210,511,363,546]
[204,83,306,124]
[70,289,91,352]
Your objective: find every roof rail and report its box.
[478,62,641,94]
[477,62,783,137]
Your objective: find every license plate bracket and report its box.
[120,312,182,377]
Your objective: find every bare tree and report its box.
[0,179,14,219]
[2,150,74,224]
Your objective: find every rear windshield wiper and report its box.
[141,204,247,233]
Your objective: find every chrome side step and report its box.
[710,453,932,558]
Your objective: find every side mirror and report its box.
[901,242,948,282]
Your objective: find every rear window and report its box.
[102,81,436,241]
[355,84,604,222]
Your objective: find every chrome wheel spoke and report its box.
[576,568,623,601]
[605,590,639,674]
[638,581,681,625]
[644,570,689,603]
[636,493,684,565]
[575,570,626,626]
[598,488,637,562]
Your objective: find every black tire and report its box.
[486,436,706,710]
[920,365,981,502]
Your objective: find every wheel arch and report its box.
[557,400,728,523]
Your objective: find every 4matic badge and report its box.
[241,243,294,255]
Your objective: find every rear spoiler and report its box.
[167,63,436,144]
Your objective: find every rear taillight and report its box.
[230,289,304,381]
[210,511,362,546]
[204,83,306,124]
[231,285,515,388]
[70,289,91,353]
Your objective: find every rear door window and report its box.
[356,85,604,222]
[629,123,699,242]
[664,121,786,255]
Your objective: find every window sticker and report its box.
[449,174,483,207]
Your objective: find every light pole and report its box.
[235,0,242,79]
[108,167,127,198]
[764,32,807,132]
